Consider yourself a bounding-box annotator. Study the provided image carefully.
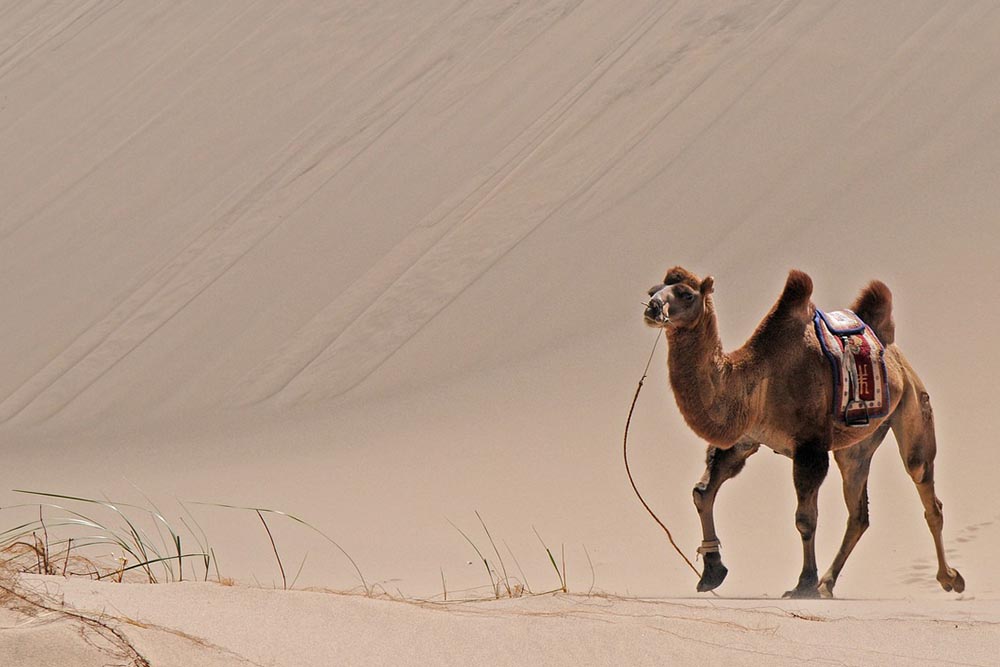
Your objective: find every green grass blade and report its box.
[447,517,498,598]
[475,511,511,597]
[95,553,209,581]
[190,501,368,594]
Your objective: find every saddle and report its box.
[813,309,889,427]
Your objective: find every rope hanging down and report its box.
[622,330,703,580]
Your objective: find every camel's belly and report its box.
[746,414,892,458]
[744,426,795,458]
[829,416,893,451]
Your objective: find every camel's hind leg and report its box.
[692,440,759,592]
[818,422,891,598]
[890,377,965,593]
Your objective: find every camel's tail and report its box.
[851,280,895,345]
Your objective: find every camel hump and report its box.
[746,270,814,352]
[851,280,895,345]
[772,269,813,324]
[780,269,813,306]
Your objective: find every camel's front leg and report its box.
[692,441,759,592]
[784,444,830,598]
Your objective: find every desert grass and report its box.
[1,491,204,583]
[443,513,577,602]
[190,500,369,595]
[0,490,379,600]
[0,490,217,584]
[1,490,601,607]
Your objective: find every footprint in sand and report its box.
[899,515,997,587]
[950,515,997,546]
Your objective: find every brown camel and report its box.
[642,266,964,598]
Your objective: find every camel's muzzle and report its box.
[644,298,668,326]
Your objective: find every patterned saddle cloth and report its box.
[813,309,889,427]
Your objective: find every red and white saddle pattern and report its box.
[813,309,889,426]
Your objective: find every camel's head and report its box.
[644,266,714,331]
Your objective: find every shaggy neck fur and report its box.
[665,299,752,447]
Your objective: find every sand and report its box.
[2,1,998,664]
[3,575,997,666]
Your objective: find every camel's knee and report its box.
[904,453,935,483]
[693,486,704,511]
[692,485,712,513]
[795,512,816,542]
[907,461,928,483]
[848,508,870,536]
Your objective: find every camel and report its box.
[642,266,964,598]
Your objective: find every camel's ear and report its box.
[699,276,715,296]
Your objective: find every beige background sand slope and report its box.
[2,0,998,604]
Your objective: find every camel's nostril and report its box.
[644,299,667,323]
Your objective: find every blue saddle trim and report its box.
[813,310,843,417]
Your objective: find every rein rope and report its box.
[623,330,705,582]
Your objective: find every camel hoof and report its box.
[782,585,821,599]
[817,580,835,599]
[938,568,965,594]
[697,552,728,592]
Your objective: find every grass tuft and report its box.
[2,490,595,604]
[1,491,209,583]
[533,525,567,593]
[2,491,368,595]
[447,515,573,600]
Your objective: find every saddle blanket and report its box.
[813,309,889,426]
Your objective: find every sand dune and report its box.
[3,575,997,667]
[2,1,999,663]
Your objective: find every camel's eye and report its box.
[682,292,695,302]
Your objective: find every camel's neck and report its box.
[665,308,751,447]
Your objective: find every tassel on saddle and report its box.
[841,337,870,426]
